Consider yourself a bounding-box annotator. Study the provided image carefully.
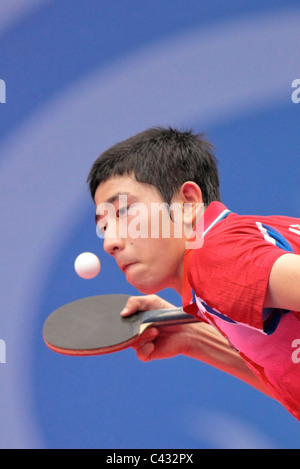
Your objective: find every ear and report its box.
[180,181,203,203]
[176,182,204,229]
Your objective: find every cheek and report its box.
[125,238,183,293]
[144,238,179,274]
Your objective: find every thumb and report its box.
[120,295,172,317]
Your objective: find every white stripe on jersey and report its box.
[289,225,300,236]
[256,222,276,246]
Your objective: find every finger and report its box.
[131,327,159,350]
[131,327,159,361]
[120,294,162,317]
[135,341,155,362]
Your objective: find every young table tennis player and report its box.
[87,127,300,421]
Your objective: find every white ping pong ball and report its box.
[74,252,101,279]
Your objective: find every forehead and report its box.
[94,175,162,204]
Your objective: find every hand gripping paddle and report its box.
[43,294,198,356]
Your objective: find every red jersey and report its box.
[182,202,300,420]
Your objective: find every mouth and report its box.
[120,262,138,273]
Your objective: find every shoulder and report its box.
[201,211,298,254]
[187,210,294,330]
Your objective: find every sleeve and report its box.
[188,215,293,334]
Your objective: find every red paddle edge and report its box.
[43,333,140,356]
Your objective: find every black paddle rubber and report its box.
[43,294,197,356]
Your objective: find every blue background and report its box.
[0,0,300,449]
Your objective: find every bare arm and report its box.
[264,253,300,311]
[181,321,275,398]
[121,295,275,399]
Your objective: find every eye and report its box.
[117,206,129,217]
[96,222,107,238]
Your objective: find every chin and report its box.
[129,276,169,295]
[126,274,156,294]
[129,280,158,295]
[136,285,160,295]
[125,264,173,294]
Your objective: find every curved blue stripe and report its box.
[200,300,237,324]
[263,308,288,335]
[262,224,294,252]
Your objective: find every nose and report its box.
[103,223,125,256]
[103,235,125,256]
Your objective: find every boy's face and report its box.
[94,175,189,294]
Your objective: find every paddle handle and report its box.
[141,307,198,326]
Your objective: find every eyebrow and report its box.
[94,192,131,224]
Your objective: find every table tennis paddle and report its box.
[43,294,198,356]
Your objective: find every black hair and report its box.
[87,127,221,206]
